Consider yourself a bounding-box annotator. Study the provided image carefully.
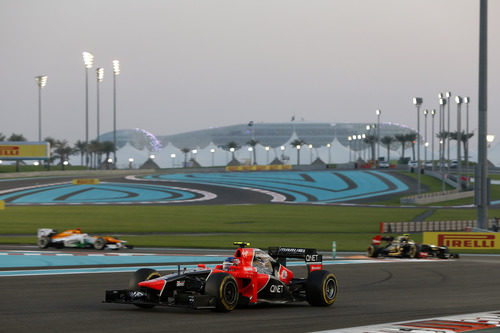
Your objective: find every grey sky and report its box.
[1,0,499,151]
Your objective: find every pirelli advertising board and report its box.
[0,142,50,160]
[423,232,500,250]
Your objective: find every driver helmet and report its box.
[401,234,410,241]
[222,257,236,270]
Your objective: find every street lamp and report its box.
[35,75,48,142]
[170,153,176,167]
[248,147,253,164]
[413,97,423,194]
[128,157,134,169]
[487,134,495,147]
[376,109,381,164]
[96,67,104,142]
[423,109,428,168]
[431,109,436,171]
[309,144,313,164]
[265,146,270,164]
[326,143,331,164]
[455,96,463,190]
[210,148,215,166]
[112,60,120,166]
[347,137,352,163]
[82,51,94,169]
[280,145,285,163]
[296,144,301,165]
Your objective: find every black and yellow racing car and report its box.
[367,234,459,259]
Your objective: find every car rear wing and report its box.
[268,247,323,273]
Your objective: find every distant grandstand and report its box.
[99,122,415,151]
[97,122,417,168]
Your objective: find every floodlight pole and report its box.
[82,51,94,170]
[413,97,423,194]
[431,109,436,171]
[35,75,48,142]
[477,0,488,229]
[376,109,381,164]
[455,96,463,190]
[113,60,120,167]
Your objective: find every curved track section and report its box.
[0,181,216,205]
[1,255,499,332]
[0,170,409,206]
[142,170,408,203]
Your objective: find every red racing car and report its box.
[104,242,338,311]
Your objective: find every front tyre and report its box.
[306,270,338,306]
[93,237,106,250]
[407,244,418,258]
[38,236,51,249]
[128,268,161,308]
[204,272,239,312]
[367,245,380,258]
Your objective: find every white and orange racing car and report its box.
[37,228,133,250]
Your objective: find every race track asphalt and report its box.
[1,255,499,333]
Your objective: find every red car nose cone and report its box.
[138,279,165,291]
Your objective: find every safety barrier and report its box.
[380,219,497,233]
[400,189,474,204]
[225,165,292,172]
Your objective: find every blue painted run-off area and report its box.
[146,170,408,203]
[0,170,407,204]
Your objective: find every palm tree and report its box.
[290,139,305,165]
[53,140,74,170]
[406,133,417,160]
[88,140,101,169]
[224,141,240,162]
[449,130,474,165]
[8,133,26,172]
[100,141,116,169]
[43,136,57,170]
[74,140,87,166]
[8,133,26,142]
[0,133,5,141]
[381,135,395,163]
[363,134,377,164]
[394,134,408,162]
[181,148,191,167]
[247,139,259,165]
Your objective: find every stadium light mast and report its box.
[35,75,48,142]
[431,109,436,171]
[413,97,423,194]
[477,0,488,229]
[464,97,470,186]
[82,51,94,169]
[96,67,104,143]
[455,96,463,190]
[113,59,120,166]
[376,109,381,164]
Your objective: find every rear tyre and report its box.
[205,272,239,312]
[93,237,106,250]
[38,236,51,249]
[128,268,161,308]
[367,245,380,258]
[306,270,338,306]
